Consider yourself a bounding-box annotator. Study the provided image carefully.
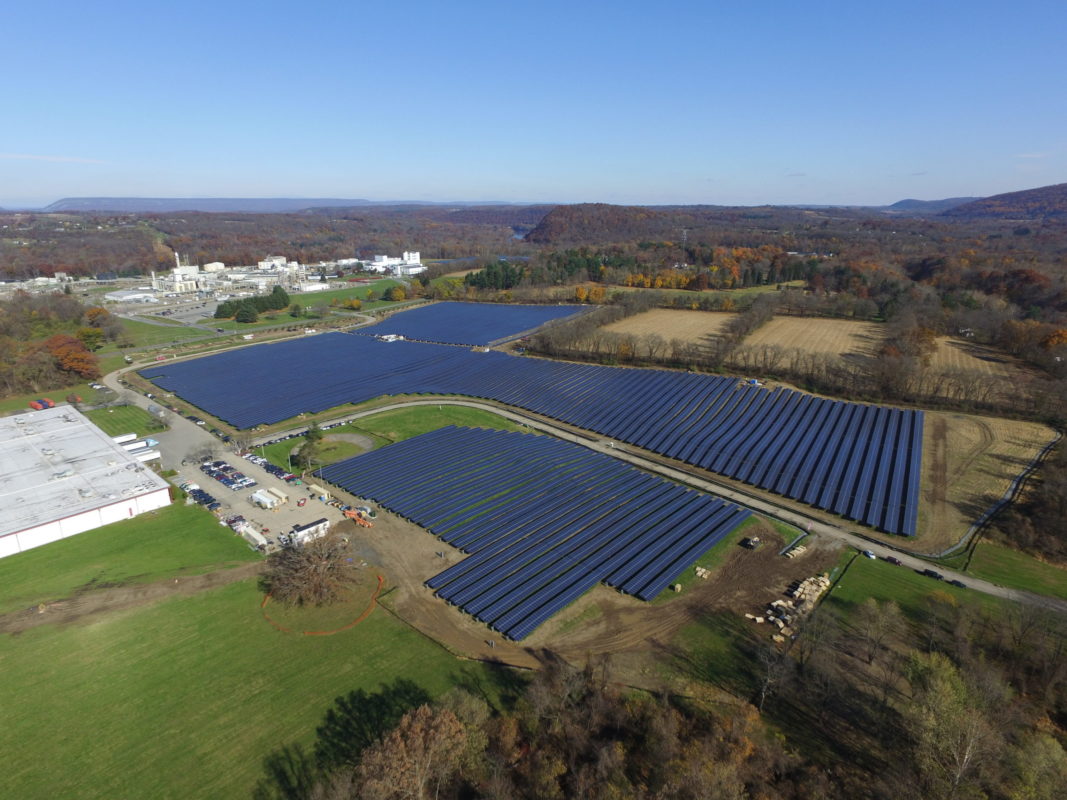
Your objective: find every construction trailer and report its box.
[250,489,280,510]
[290,517,329,545]
[265,486,288,505]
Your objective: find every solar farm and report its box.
[142,330,923,535]
[317,426,751,640]
[353,301,585,346]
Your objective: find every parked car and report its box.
[884,556,903,566]
[922,569,944,581]
[948,579,966,589]
[861,550,876,559]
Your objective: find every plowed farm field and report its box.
[601,309,735,341]
[914,412,1055,551]
[743,317,884,358]
[928,337,1026,380]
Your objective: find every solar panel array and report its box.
[354,301,585,346]
[317,426,751,640]
[142,331,923,535]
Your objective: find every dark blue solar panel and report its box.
[317,426,750,640]
[354,301,585,346]
[143,324,923,535]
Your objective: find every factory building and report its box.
[0,406,172,559]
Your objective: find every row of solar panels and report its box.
[317,426,751,640]
[353,301,584,346]
[142,331,922,534]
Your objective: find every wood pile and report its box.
[748,573,832,639]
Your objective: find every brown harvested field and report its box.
[928,337,1027,380]
[441,269,477,278]
[913,412,1055,551]
[743,317,884,358]
[601,308,736,341]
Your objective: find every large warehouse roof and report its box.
[0,406,171,539]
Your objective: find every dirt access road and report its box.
[256,396,1067,616]
[0,562,263,635]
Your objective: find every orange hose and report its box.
[261,574,385,635]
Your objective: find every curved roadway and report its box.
[103,366,1067,616]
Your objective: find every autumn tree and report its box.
[43,334,100,379]
[262,530,356,607]
[383,286,406,302]
[355,705,466,800]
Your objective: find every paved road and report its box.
[104,366,1067,615]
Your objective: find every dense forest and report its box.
[255,585,1067,800]
[0,292,118,394]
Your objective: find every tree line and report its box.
[214,286,291,323]
[0,291,120,396]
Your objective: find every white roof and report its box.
[0,406,171,538]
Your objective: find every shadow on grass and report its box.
[451,657,530,710]
[252,678,431,800]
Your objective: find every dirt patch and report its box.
[325,432,375,449]
[332,492,840,679]
[531,526,839,682]
[0,561,263,635]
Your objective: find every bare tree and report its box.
[263,531,357,607]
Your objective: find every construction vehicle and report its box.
[343,507,373,527]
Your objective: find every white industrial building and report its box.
[366,251,425,276]
[0,406,172,559]
[104,289,159,303]
[151,253,204,294]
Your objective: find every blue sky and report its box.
[2,0,1064,207]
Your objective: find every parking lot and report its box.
[100,372,357,550]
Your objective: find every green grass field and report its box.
[289,278,401,308]
[345,405,525,443]
[117,318,209,347]
[966,542,1067,600]
[258,406,526,472]
[83,404,167,438]
[0,504,258,615]
[0,578,495,798]
[825,555,993,620]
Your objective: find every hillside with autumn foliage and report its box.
[942,182,1067,219]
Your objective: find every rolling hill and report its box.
[941,183,1067,219]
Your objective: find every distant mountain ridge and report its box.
[40,197,532,213]
[882,197,979,215]
[941,182,1067,219]
[42,197,375,213]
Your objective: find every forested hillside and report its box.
[943,182,1067,219]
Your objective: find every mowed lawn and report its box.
[967,542,1067,600]
[0,579,485,798]
[0,504,257,615]
[83,404,167,438]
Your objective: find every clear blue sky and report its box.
[2,0,1064,207]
